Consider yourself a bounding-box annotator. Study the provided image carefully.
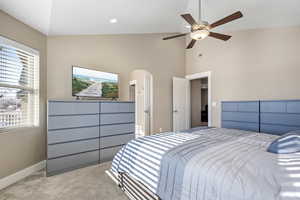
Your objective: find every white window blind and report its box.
[0,36,39,130]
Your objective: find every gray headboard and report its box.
[222,100,300,135]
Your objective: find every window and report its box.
[0,36,39,130]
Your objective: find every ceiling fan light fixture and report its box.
[190,29,210,40]
[163,10,243,48]
[109,18,118,23]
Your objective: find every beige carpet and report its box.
[0,162,128,200]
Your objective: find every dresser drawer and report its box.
[100,123,134,137]
[100,113,134,125]
[100,146,122,163]
[101,102,134,113]
[48,102,99,115]
[48,126,99,144]
[100,134,134,149]
[48,138,99,159]
[47,150,99,174]
[48,115,99,130]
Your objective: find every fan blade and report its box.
[210,11,243,29]
[209,32,232,41]
[181,14,198,26]
[163,33,187,40]
[186,39,197,49]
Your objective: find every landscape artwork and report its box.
[72,66,118,98]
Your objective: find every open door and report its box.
[130,70,153,138]
[173,77,190,132]
[144,73,152,135]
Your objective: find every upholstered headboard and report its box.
[260,100,300,135]
[221,101,260,132]
[222,100,300,135]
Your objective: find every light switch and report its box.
[212,102,217,107]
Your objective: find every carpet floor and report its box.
[0,162,128,200]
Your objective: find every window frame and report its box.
[0,36,40,132]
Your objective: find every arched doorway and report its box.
[130,70,153,137]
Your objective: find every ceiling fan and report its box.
[163,1,243,49]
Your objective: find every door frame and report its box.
[129,73,153,136]
[185,71,212,127]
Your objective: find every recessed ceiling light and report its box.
[185,25,191,29]
[110,18,118,24]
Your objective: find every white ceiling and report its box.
[1,0,300,36]
[0,0,53,34]
[201,0,300,32]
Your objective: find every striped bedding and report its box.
[111,128,300,200]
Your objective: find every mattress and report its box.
[111,128,300,200]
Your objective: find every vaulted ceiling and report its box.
[1,0,300,36]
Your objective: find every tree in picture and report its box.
[102,82,118,98]
[72,77,92,96]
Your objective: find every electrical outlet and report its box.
[159,128,162,132]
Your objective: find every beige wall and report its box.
[47,34,185,133]
[186,26,300,127]
[0,10,47,178]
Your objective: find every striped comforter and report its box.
[111,128,300,200]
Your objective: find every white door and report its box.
[173,77,190,132]
[144,73,152,135]
[130,70,153,138]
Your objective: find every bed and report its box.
[106,100,300,200]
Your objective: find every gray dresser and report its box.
[47,100,135,176]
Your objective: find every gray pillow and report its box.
[267,130,300,154]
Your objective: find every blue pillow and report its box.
[267,130,300,154]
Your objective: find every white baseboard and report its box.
[0,160,46,190]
